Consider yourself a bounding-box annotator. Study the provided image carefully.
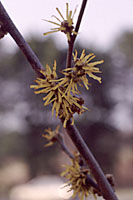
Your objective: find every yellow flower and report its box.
[43,3,77,41]
[30,61,87,128]
[58,75,80,96]
[30,61,59,105]
[73,49,104,84]
[60,69,91,95]
[57,93,87,128]
[30,51,103,127]
[57,49,103,98]
[42,125,60,147]
[61,158,95,200]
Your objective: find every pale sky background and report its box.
[1,0,133,51]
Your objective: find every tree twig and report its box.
[66,0,88,68]
[73,0,88,42]
[56,132,74,160]
[56,131,101,193]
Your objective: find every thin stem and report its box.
[0,2,44,78]
[57,134,74,159]
[73,0,88,43]
[66,40,74,68]
[57,131,101,193]
[66,0,88,68]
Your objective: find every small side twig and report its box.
[56,132,74,160]
[73,0,88,42]
[55,131,101,193]
[66,0,88,68]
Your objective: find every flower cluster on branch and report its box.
[30,49,103,127]
[43,3,77,41]
[61,154,96,200]
[31,47,103,127]
[42,125,60,147]
[31,3,104,127]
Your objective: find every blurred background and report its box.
[0,0,133,199]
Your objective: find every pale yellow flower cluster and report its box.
[42,125,60,147]
[30,60,87,128]
[31,49,103,127]
[73,49,103,83]
[61,158,95,200]
[58,49,103,97]
[43,3,77,41]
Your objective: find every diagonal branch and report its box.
[0,1,119,200]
